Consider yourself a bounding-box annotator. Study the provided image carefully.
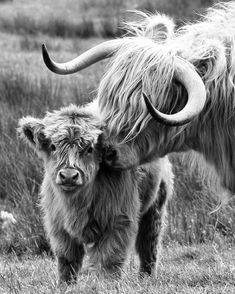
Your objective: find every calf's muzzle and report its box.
[56,168,83,190]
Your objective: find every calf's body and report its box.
[19,103,173,283]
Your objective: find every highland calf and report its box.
[18,103,173,283]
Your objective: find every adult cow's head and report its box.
[42,14,206,132]
[41,8,235,193]
[18,104,103,194]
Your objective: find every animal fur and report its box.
[98,2,235,192]
[18,103,174,283]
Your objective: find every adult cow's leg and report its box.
[136,181,168,277]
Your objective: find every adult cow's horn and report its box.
[143,58,206,126]
[42,40,124,75]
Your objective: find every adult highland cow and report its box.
[18,103,173,283]
[42,2,235,193]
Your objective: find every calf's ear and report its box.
[18,116,50,152]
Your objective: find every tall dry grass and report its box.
[0,1,124,39]
[167,153,234,245]
[0,14,96,38]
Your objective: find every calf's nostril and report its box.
[59,171,66,180]
[71,172,79,181]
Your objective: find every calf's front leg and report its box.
[50,230,85,284]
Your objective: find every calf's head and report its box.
[18,105,103,194]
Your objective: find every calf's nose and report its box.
[58,169,79,185]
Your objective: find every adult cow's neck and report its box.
[154,104,235,193]
[187,113,235,193]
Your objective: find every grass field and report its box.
[1,243,235,294]
[0,0,235,293]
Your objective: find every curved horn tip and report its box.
[42,43,59,74]
[142,93,190,126]
[142,93,157,118]
[42,44,50,64]
[142,92,151,106]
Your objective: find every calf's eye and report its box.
[87,146,93,154]
[51,144,56,151]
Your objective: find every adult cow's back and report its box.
[42,2,235,193]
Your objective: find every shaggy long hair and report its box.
[19,103,174,282]
[98,2,235,192]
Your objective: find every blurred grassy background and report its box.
[0,0,234,255]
